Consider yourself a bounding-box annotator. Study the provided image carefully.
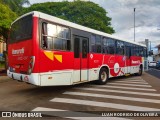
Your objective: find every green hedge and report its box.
[0,61,5,68]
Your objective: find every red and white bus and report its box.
[7,11,147,86]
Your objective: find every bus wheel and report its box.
[136,66,143,76]
[97,68,108,85]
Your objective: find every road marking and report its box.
[64,91,160,104]
[74,88,160,97]
[129,77,142,79]
[111,81,149,84]
[116,79,145,82]
[90,85,156,91]
[50,98,160,111]
[107,83,152,87]
[32,107,130,120]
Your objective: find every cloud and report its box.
[29,0,160,44]
[96,0,160,43]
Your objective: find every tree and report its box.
[21,0,115,34]
[0,0,30,13]
[0,3,17,42]
[0,3,17,70]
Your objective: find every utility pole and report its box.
[145,39,149,51]
[145,39,149,71]
[134,8,136,42]
[150,41,151,51]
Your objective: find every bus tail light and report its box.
[27,56,35,75]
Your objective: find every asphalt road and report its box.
[147,67,160,79]
[0,73,160,119]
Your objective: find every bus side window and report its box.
[42,23,55,49]
[139,47,143,57]
[41,22,71,51]
[108,39,115,54]
[91,34,96,52]
[91,34,101,53]
[63,40,70,51]
[116,41,124,55]
[131,45,136,56]
[125,43,131,58]
[137,46,139,56]
[42,22,48,49]
[96,35,101,53]
[102,37,108,54]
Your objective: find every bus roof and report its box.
[13,11,146,47]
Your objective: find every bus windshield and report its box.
[9,15,33,44]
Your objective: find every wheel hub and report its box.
[101,72,107,81]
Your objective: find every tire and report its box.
[136,66,143,76]
[97,68,108,85]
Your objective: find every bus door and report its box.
[73,35,89,83]
[125,46,131,73]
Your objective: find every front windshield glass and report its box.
[9,15,33,44]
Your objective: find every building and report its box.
[0,42,6,53]
[0,42,6,61]
[155,44,160,61]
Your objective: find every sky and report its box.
[28,0,160,51]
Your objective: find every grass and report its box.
[0,62,5,69]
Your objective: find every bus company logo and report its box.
[132,60,140,64]
[90,54,93,59]
[122,56,126,61]
[12,48,24,55]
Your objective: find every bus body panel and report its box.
[38,50,74,72]
[7,11,146,86]
[8,16,39,74]
[32,17,40,73]
[8,39,33,74]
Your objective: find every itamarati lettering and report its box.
[132,60,140,64]
[12,48,24,55]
